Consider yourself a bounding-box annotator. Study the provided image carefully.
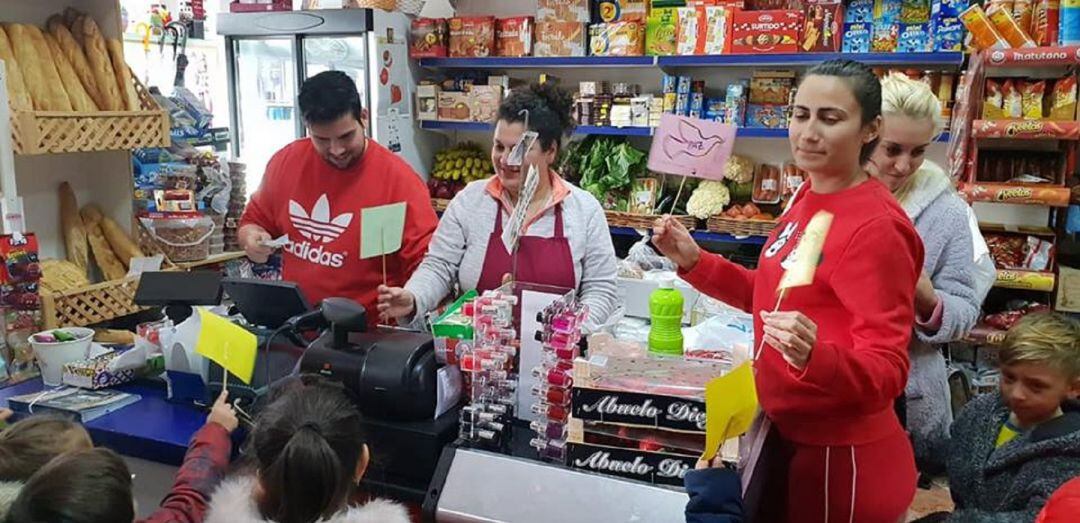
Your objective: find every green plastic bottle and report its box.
[648,279,684,356]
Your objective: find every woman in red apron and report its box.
[377,84,619,331]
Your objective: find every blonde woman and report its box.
[868,73,995,474]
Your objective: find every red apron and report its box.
[475,200,577,293]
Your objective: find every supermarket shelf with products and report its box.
[420,121,950,142]
[418,52,965,70]
[970,120,1080,140]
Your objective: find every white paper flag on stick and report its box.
[502,164,540,255]
[777,210,834,292]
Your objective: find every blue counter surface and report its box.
[0,378,204,465]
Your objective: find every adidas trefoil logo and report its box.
[288,194,353,244]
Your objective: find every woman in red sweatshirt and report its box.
[654,60,923,523]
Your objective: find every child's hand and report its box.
[0,408,13,423]
[695,455,724,470]
[208,389,239,433]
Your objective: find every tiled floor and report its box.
[907,478,955,522]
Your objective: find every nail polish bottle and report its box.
[531,384,571,405]
[532,403,569,422]
[530,437,567,461]
[530,420,567,440]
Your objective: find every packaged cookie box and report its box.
[449,16,496,58]
[437,91,472,122]
[496,16,534,57]
[730,10,804,54]
[410,18,449,58]
[801,1,844,52]
[535,21,588,57]
[591,0,648,23]
[538,0,590,23]
[589,21,646,56]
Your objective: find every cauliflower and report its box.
[686,181,731,219]
[724,155,755,184]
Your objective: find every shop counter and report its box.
[0,378,204,465]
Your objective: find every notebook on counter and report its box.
[7,387,142,423]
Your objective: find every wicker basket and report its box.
[356,0,397,9]
[11,71,169,155]
[606,211,697,231]
[707,215,779,237]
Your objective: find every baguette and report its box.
[4,24,72,111]
[63,7,86,30]
[86,221,127,280]
[59,182,89,274]
[0,26,32,111]
[75,16,122,111]
[93,329,135,345]
[47,18,105,111]
[79,204,103,225]
[44,33,97,112]
[106,39,138,111]
[101,216,144,268]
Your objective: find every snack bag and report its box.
[1049,76,1077,120]
[1021,80,1046,119]
[843,22,874,51]
[1032,0,1061,45]
[1003,79,1024,118]
[901,0,932,23]
[983,79,1005,119]
[960,4,1011,49]
[875,0,903,21]
[1013,0,1036,32]
[988,4,1038,46]
[872,22,900,50]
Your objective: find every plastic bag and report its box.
[683,309,754,363]
[626,235,675,272]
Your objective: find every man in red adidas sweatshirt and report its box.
[239,71,437,327]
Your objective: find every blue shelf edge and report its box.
[419,52,965,69]
[420,120,951,142]
[609,226,767,246]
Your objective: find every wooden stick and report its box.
[670,175,688,214]
[380,230,387,287]
[753,288,788,361]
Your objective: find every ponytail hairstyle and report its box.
[4,448,134,523]
[496,82,576,155]
[253,375,366,523]
[0,415,93,481]
[802,59,883,165]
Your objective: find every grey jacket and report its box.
[900,161,990,470]
[404,176,619,333]
[947,393,1080,522]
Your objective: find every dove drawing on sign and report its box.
[662,120,726,160]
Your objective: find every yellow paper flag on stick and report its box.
[702,362,759,461]
[195,309,257,384]
[777,210,834,292]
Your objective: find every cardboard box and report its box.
[417,84,440,120]
[410,18,449,58]
[535,21,587,56]
[538,0,590,23]
[703,5,735,55]
[801,1,844,52]
[677,6,705,55]
[62,350,138,390]
[589,21,646,56]
[842,21,872,52]
[591,0,648,23]
[449,16,496,57]
[469,85,503,123]
[646,7,680,55]
[437,91,472,122]
[730,10,803,53]
[496,16,534,57]
[746,103,789,128]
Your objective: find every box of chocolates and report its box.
[730,10,804,54]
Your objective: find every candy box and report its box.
[703,5,735,54]
[437,91,472,122]
[538,0,590,23]
[417,84,439,120]
[872,22,900,51]
[62,349,140,390]
[875,0,903,22]
[801,1,844,52]
[591,0,648,23]
[676,6,706,55]
[730,9,804,53]
[843,21,873,51]
[646,7,680,55]
[535,21,587,56]
[410,18,449,58]
[449,16,495,58]
[746,104,789,128]
[933,15,966,50]
[496,16,534,57]
[847,0,875,21]
[589,21,646,55]
[897,22,933,51]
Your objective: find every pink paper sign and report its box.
[647,114,737,180]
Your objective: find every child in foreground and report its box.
[3,388,237,523]
[0,414,93,518]
[945,312,1080,522]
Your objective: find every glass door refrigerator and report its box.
[218,9,432,194]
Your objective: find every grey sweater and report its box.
[404,176,619,333]
[947,393,1080,522]
[900,161,992,471]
